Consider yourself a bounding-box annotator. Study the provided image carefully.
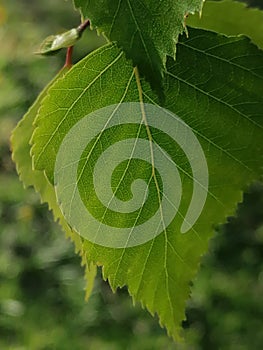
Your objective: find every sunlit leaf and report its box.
[187,0,263,49]
[11,68,97,299]
[73,0,204,93]
[29,28,263,339]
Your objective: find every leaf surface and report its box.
[73,0,204,92]
[187,0,263,49]
[30,28,263,339]
[11,68,97,298]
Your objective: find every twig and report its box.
[77,19,90,35]
[64,46,74,68]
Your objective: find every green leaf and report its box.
[30,28,263,339]
[73,0,204,93]
[11,68,97,299]
[187,0,263,49]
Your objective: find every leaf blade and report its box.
[30,28,263,340]
[73,0,204,92]
[187,0,263,49]
[11,68,97,299]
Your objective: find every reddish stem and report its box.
[63,19,90,69]
[77,19,90,35]
[64,46,74,68]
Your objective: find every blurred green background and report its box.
[0,0,263,349]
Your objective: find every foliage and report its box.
[187,0,263,49]
[73,0,203,93]
[4,0,263,345]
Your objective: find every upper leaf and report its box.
[30,28,263,340]
[73,0,204,93]
[187,0,263,49]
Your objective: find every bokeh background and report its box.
[0,0,263,349]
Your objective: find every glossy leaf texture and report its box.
[27,28,263,339]
[11,69,97,298]
[187,0,263,49]
[73,0,203,93]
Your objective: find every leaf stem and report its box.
[64,46,74,68]
[77,19,90,35]
[63,19,90,69]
